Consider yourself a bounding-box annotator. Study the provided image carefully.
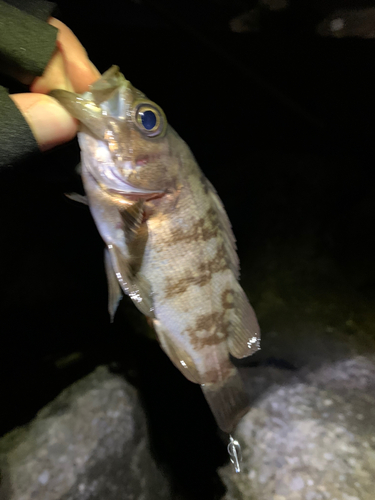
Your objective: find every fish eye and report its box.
[134,103,165,137]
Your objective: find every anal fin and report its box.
[201,368,250,433]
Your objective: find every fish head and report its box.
[50,66,178,198]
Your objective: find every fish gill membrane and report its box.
[49,66,261,471]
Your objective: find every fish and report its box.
[49,66,260,434]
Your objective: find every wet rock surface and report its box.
[220,356,375,500]
[0,366,171,500]
[219,224,375,500]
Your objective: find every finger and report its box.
[49,17,100,93]
[30,49,74,94]
[10,93,78,152]
[30,18,100,95]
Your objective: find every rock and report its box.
[229,0,289,34]
[230,9,261,34]
[259,0,288,12]
[317,8,375,38]
[0,366,171,500]
[220,356,375,500]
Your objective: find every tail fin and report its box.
[201,369,250,433]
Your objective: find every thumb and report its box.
[10,93,77,152]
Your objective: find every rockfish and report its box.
[50,66,260,433]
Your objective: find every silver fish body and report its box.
[50,66,260,433]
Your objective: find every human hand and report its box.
[9,18,100,152]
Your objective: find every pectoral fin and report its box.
[228,286,261,358]
[101,198,155,318]
[65,193,88,205]
[201,368,250,433]
[108,243,155,318]
[104,248,123,322]
[119,200,144,241]
[152,319,201,384]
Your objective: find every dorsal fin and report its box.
[205,178,239,278]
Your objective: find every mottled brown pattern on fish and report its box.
[222,289,236,310]
[154,206,220,251]
[186,321,229,350]
[200,243,227,270]
[195,312,224,336]
[184,288,237,350]
[163,243,228,298]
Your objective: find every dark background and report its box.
[1,1,375,498]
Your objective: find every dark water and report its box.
[1,1,375,498]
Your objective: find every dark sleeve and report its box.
[0,87,39,169]
[0,0,58,78]
[3,0,57,22]
[0,0,58,168]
